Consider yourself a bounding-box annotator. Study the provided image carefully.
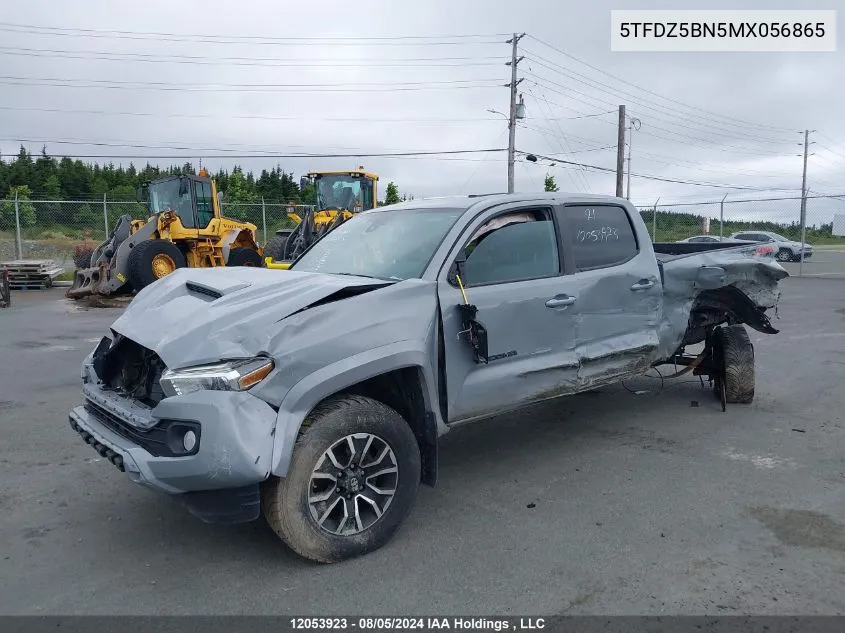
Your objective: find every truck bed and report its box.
[652,240,759,263]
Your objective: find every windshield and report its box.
[147,178,195,227]
[769,233,789,241]
[292,208,464,280]
[315,175,375,212]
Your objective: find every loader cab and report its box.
[139,174,219,230]
[302,170,379,214]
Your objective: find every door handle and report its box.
[630,279,655,291]
[545,295,576,308]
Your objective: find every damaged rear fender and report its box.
[684,285,779,346]
[269,341,442,479]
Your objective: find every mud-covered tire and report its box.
[226,247,263,267]
[262,395,421,563]
[715,324,755,404]
[127,239,186,292]
[264,234,290,262]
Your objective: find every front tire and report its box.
[264,232,291,261]
[226,247,263,267]
[262,395,421,563]
[126,239,186,292]
[776,248,791,262]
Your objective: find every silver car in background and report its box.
[729,230,813,262]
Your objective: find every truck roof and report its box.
[367,192,631,215]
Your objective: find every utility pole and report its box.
[799,129,814,277]
[615,105,626,197]
[506,33,525,194]
[625,116,640,200]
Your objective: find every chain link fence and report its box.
[636,193,845,276]
[0,195,314,269]
[1,193,844,277]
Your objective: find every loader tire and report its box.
[227,247,263,267]
[261,395,421,563]
[264,234,290,262]
[127,240,186,292]
[715,325,755,404]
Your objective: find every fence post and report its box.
[261,196,267,246]
[14,190,23,260]
[720,194,728,239]
[103,193,109,237]
[652,197,660,242]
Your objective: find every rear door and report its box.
[436,204,582,423]
[553,202,662,384]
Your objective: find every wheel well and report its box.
[332,367,438,487]
[684,286,778,345]
[231,229,259,251]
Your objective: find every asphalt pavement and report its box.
[1,277,844,615]
[780,246,845,278]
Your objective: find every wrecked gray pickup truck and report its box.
[69,193,787,563]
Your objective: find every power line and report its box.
[0,104,515,123]
[633,192,845,208]
[518,150,800,191]
[522,51,795,144]
[523,70,794,146]
[0,77,502,93]
[524,86,593,191]
[0,45,507,68]
[0,23,505,46]
[522,79,782,156]
[525,35,795,134]
[1,148,508,160]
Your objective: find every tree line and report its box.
[0,146,408,230]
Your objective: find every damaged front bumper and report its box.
[69,359,278,523]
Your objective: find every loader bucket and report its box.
[65,266,108,300]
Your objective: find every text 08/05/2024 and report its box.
[288,618,547,631]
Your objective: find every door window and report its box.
[557,204,638,271]
[458,209,560,286]
[194,181,213,229]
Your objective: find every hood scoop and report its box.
[185,281,224,301]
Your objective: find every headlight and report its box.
[159,357,274,398]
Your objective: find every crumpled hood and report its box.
[109,267,392,368]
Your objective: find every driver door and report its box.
[193,180,214,235]
[437,204,582,423]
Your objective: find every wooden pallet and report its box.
[1,259,64,290]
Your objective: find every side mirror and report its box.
[300,176,309,191]
[451,250,467,286]
[178,177,189,196]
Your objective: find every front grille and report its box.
[83,400,200,458]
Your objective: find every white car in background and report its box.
[729,231,813,262]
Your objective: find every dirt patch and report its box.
[748,505,845,553]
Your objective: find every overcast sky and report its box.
[1,0,843,223]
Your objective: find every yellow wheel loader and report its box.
[264,169,378,270]
[67,170,263,299]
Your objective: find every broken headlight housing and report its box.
[159,357,274,397]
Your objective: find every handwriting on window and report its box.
[576,227,620,243]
